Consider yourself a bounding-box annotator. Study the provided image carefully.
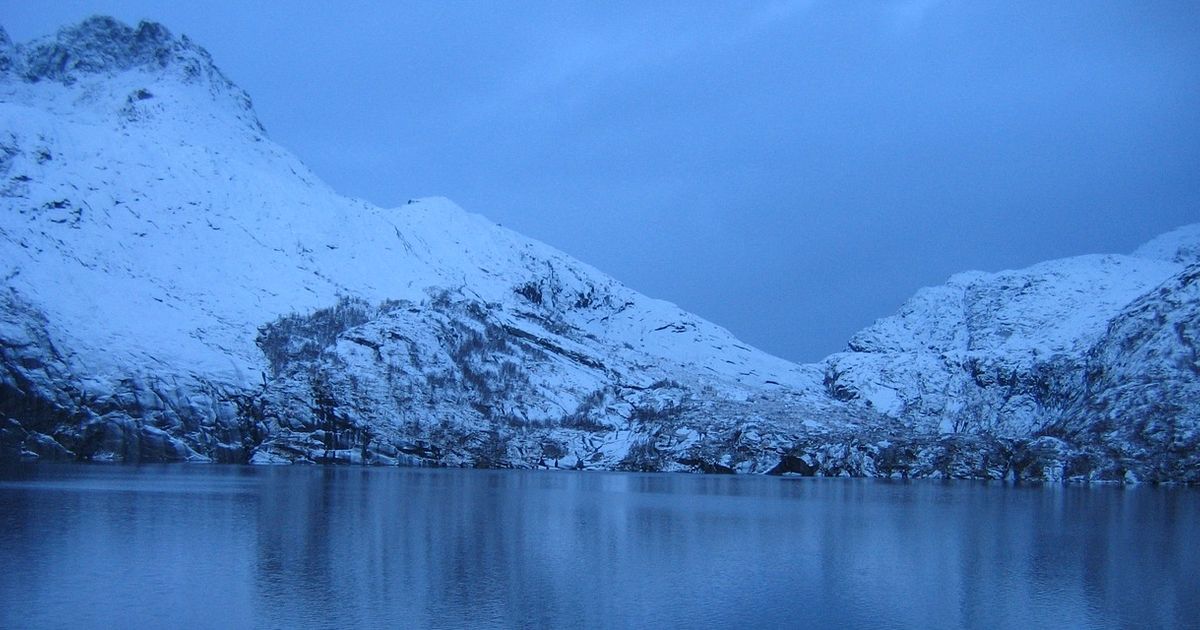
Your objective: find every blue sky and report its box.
[4,1,1198,361]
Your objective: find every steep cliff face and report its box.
[1057,263,1200,481]
[1,18,1196,481]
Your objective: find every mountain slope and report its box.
[820,230,1198,481]
[1,17,1196,481]
[0,17,835,470]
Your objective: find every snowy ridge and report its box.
[826,253,1183,432]
[0,18,810,391]
[1,17,1196,481]
[1133,223,1200,265]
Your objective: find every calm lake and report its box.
[0,465,1195,629]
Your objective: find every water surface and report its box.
[0,465,1195,629]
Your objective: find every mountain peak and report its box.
[13,16,183,83]
[3,16,263,133]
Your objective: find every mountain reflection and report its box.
[1,465,1196,629]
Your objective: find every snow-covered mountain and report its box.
[822,224,1199,481]
[1,17,1195,481]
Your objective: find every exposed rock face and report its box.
[1,17,1196,481]
[817,226,1199,482]
[823,255,1182,434]
[1058,264,1200,481]
[5,16,262,131]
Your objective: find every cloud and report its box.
[453,2,820,126]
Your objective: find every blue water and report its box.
[0,465,1195,629]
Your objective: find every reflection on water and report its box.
[0,465,1196,629]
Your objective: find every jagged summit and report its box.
[18,17,179,82]
[1,16,263,133]
[9,16,204,84]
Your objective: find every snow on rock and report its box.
[1058,264,1200,482]
[824,253,1185,436]
[1132,223,1200,265]
[0,17,828,472]
[1,17,1196,481]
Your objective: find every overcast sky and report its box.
[4,1,1198,361]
